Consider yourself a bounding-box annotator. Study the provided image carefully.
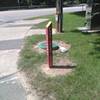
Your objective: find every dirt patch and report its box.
[33,40,76,77]
[41,59,76,77]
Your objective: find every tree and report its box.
[26,0,32,6]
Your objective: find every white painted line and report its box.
[0,76,18,84]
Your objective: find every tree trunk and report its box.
[56,0,63,32]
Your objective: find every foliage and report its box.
[0,0,87,7]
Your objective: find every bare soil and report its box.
[41,58,75,77]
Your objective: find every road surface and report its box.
[0,6,86,23]
[0,74,26,100]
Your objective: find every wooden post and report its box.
[46,21,53,68]
[56,0,63,32]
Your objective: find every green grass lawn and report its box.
[18,12,100,100]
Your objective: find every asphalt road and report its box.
[0,74,26,100]
[0,39,22,50]
[0,6,86,23]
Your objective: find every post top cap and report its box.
[46,21,52,28]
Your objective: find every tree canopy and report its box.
[0,0,88,7]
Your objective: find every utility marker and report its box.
[46,21,53,68]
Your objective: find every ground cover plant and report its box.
[18,12,100,100]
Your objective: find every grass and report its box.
[18,12,100,100]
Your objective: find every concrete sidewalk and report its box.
[0,27,30,41]
[0,18,48,77]
[0,19,48,27]
[0,18,48,100]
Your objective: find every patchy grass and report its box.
[18,12,100,100]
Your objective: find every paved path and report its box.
[0,18,48,100]
[0,6,86,23]
[0,74,26,100]
[0,26,28,100]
